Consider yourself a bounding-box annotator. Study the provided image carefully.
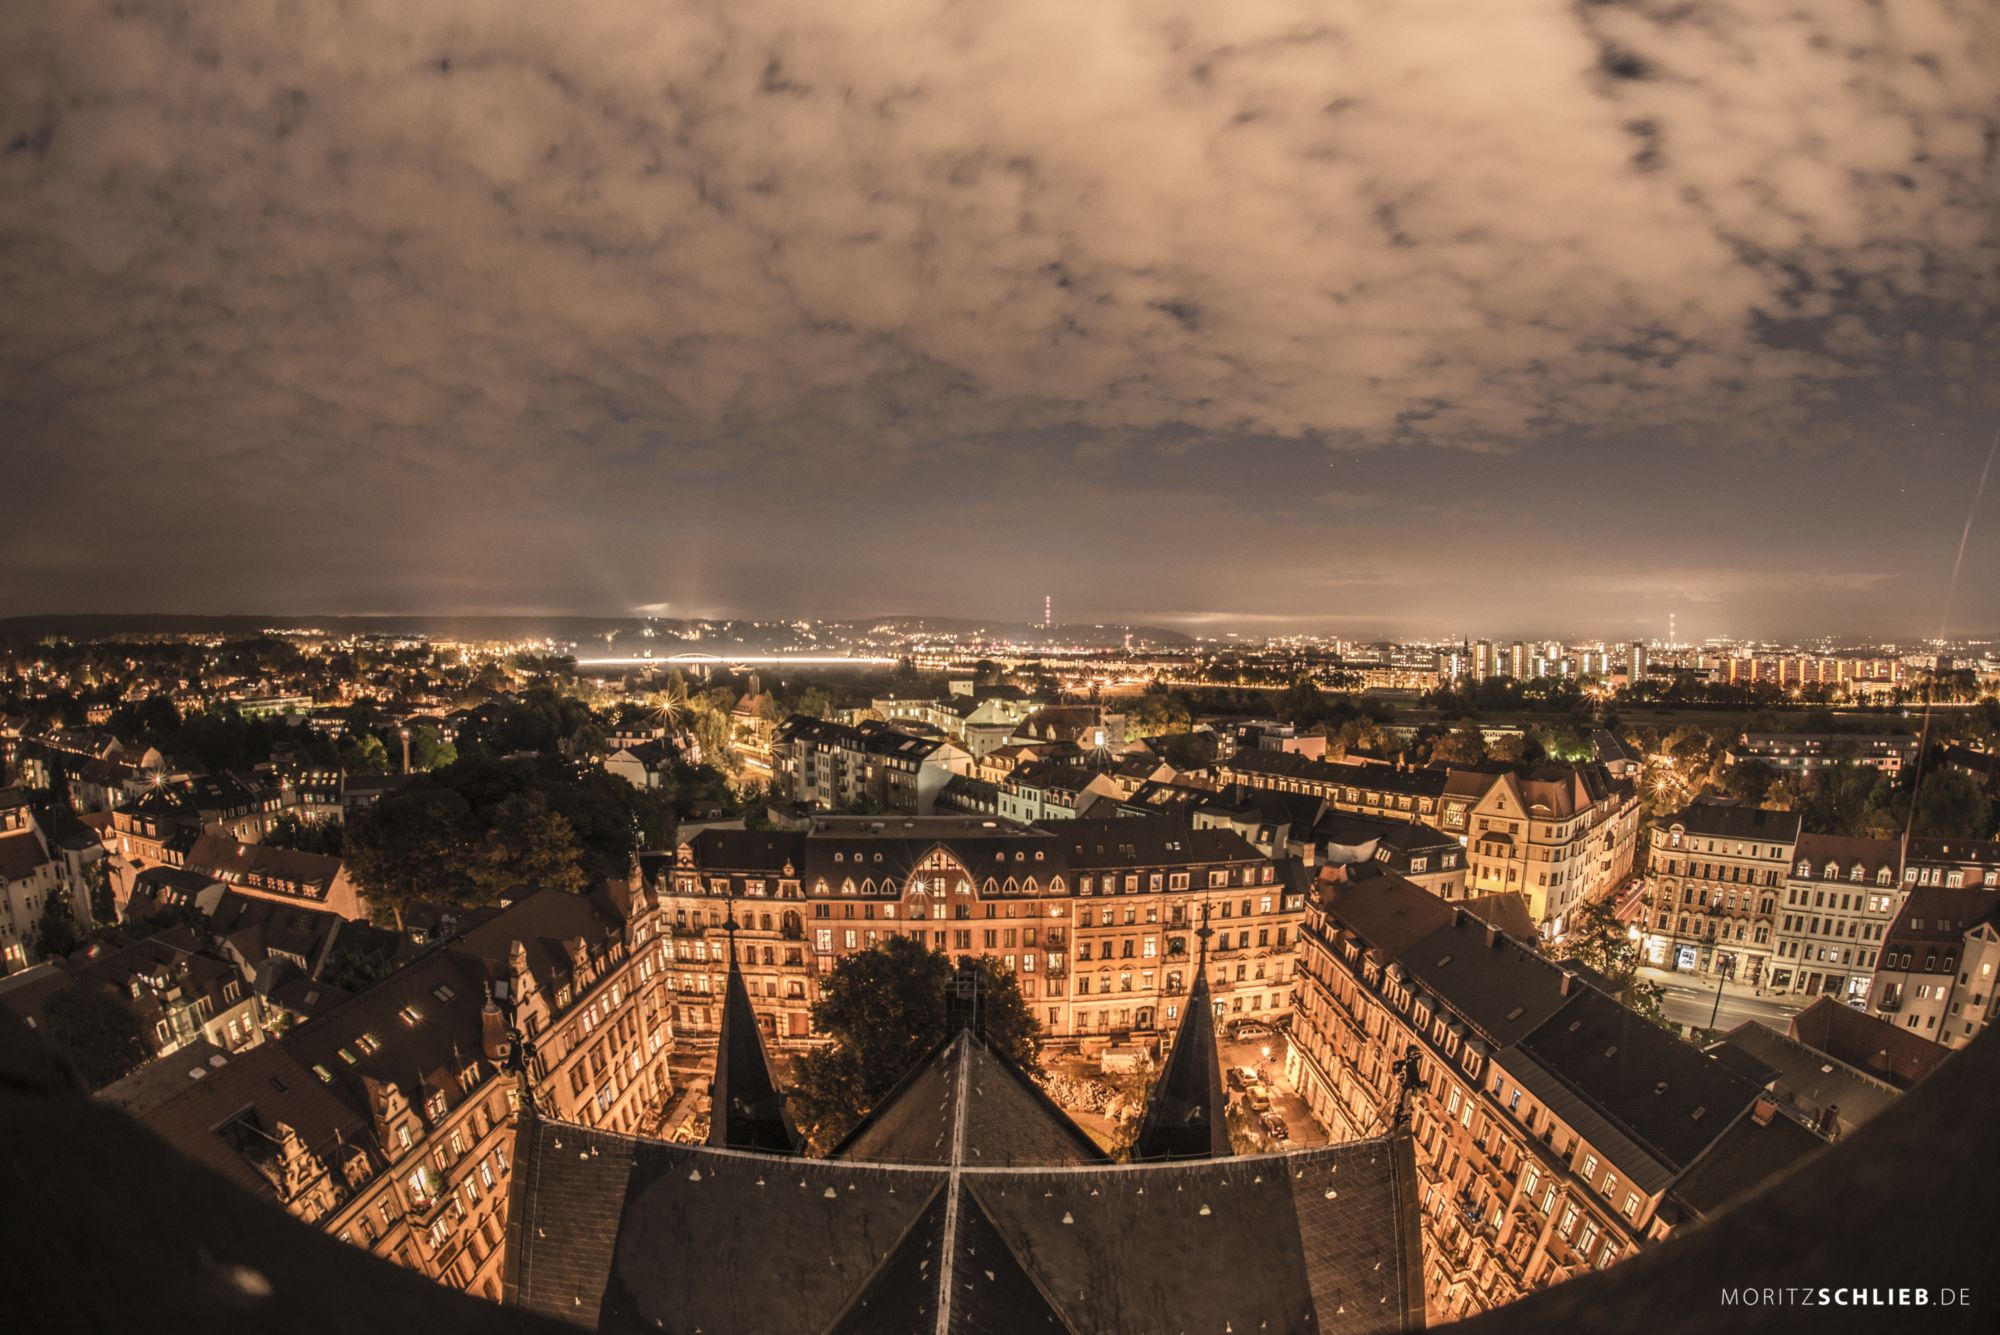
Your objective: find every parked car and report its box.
[1244,1084,1272,1113]
[1232,1022,1273,1041]
[1231,1065,1259,1090]
[1262,1113,1290,1141]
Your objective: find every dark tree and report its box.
[344,786,480,924]
[1912,769,1993,840]
[470,793,590,897]
[32,889,83,960]
[1562,898,1668,1029]
[1428,721,1488,766]
[42,986,151,1089]
[1722,759,1779,805]
[786,938,1043,1153]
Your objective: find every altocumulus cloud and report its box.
[0,0,1995,619]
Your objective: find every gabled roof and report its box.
[832,1029,1106,1167]
[1520,987,1767,1176]
[506,1123,1424,1334]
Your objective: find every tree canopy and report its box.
[43,985,151,1089]
[786,937,1044,1153]
[344,753,673,923]
[1562,898,1668,1029]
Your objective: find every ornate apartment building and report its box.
[1459,765,1641,933]
[140,884,675,1301]
[646,814,1303,1045]
[1217,753,1641,938]
[1287,873,1823,1322]
[1638,800,1802,985]
[1769,833,1904,1001]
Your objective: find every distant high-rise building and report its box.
[1043,594,1052,629]
[1474,639,1493,679]
[1511,640,1527,679]
[1630,640,1648,685]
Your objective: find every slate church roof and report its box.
[506,966,1424,1334]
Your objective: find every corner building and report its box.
[1287,873,1823,1322]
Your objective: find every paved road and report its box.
[1637,965,1809,1035]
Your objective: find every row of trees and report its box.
[343,753,677,924]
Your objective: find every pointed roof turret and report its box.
[709,912,802,1155]
[1132,902,1231,1161]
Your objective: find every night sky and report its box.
[2,2,1996,639]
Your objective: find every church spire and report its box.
[1132,900,1231,1161]
[709,909,802,1155]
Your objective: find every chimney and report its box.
[1751,1095,1778,1126]
[1484,921,1502,948]
[1559,970,1579,996]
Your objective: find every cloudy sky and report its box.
[2,0,1996,639]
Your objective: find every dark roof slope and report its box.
[507,1121,1423,1334]
[514,1126,945,1332]
[1399,913,1578,1047]
[1655,799,1802,843]
[824,1185,1075,1335]
[1711,1020,1901,1137]
[1131,964,1230,1161]
[973,1141,1422,1335]
[1664,1106,1827,1218]
[1520,987,1766,1173]
[1786,996,1949,1090]
[833,1029,1106,1167]
[1320,868,1459,955]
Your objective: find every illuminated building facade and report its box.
[650,814,1303,1044]
[137,885,675,1301]
[1287,873,1824,1322]
[1638,801,1800,983]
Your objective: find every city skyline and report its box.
[3,3,1997,633]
